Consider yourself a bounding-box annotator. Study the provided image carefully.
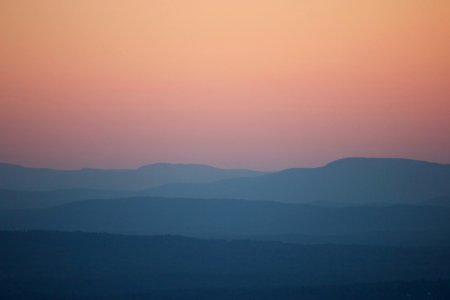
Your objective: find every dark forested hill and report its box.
[1,231,449,300]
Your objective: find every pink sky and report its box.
[0,0,449,170]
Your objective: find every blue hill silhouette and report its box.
[0,162,265,191]
[145,158,450,204]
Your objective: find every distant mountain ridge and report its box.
[0,162,265,191]
[146,158,450,204]
[1,157,449,206]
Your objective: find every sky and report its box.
[0,0,449,170]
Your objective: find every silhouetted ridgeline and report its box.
[1,158,450,299]
[1,231,449,300]
[1,158,449,207]
[1,158,449,205]
[1,197,450,246]
[146,158,450,204]
[0,162,265,191]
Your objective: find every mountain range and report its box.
[145,158,450,204]
[1,157,450,299]
[0,162,265,191]
[1,158,449,207]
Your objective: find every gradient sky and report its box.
[0,0,449,170]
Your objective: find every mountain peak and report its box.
[324,157,443,169]
[137,162,217,171]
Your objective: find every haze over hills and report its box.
[2,0,449,297]
[0,189,135,209]
[1,157,449,209]
[0,162,265,191]
[1,158,449,298]
[1,196,449,246]
[145,158,450,205]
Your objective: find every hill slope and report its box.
[1,197,449,246]
[1,231,449,293]
[146,158,450,204]
[0,189,135,209]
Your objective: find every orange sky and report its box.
[0,0,449,170]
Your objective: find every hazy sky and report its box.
[1,0,449,170]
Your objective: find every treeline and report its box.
[1,231,450,299]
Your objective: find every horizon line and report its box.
[0,156,448,172]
